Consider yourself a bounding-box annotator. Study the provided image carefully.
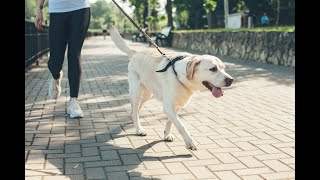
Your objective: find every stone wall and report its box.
[171,31,295,67]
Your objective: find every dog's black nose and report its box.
[225,77,233,86]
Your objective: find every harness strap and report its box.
[156,55,189,76]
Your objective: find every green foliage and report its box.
[88,28,103,33]
[203,0,217,13]
[244,0,294,25]
[90,0,112,28]
[233,0,247,13]
[25,0,36,20]
[180,10,189,24]
[25,0,49,25]
[173,0,189,28]
[25,0,295,31]
[125,0,160,30]
[173,0,207,29]
[89,0,135,32]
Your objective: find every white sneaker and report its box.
[48,71,63,99]
[67,98,84,118]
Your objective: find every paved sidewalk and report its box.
[25,36,295,180]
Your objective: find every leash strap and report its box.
[111,0,172,63]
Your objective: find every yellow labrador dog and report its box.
[109,25,233,150]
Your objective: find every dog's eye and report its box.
[209,67,217,72]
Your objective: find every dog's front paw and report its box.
[136,128,147,136]
[185,139,198,150]
[164,133,175,142]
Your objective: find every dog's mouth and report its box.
[202,81,223,98]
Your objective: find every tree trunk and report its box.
[142,0,148,28]
[207,10,214,28]
[276,0,280,25]
[166,0,173,27]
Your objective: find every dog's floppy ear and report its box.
[215,58,226,69]
[186,56,201,80]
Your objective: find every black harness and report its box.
[156,55,189,76]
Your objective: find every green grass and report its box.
[174,26,295,33]
[89,26,294,34]
[88,29,103,33]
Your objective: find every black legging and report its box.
[48,8,91,98]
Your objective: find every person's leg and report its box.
[66,8,90,118]
[67,8,91,98]
[48,13,68,80]
[47,13,68,99]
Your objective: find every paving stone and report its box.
[85,167,106,179]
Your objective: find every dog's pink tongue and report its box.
[212,87,223,98]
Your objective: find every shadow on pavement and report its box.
[28,122,193,179]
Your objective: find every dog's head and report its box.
[186,55,233,98]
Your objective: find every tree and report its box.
[25,0,49,25]
[276,0,280,25]
[142,0,149,28]
[203,0,217,28]
[282,0,295,25]
[147,2,161,31]
[173,0,189,29]
[233,0,247,13]
[90,0,135,31]
[173,0,206,29]
[165,0,173,27]
[123,0,160,30]
[124,0,146,27]
[243,0,294,26]
[25,0,36,20]
[265,0,281,25]
[90,0,113,29]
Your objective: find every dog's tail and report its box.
[108,24,136,58]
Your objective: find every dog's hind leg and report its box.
[129,72,147,136]
[138,90,152,111]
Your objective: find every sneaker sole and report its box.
[67,111,84,118]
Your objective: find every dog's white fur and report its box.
[109,24,233,150]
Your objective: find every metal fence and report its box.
[25,19,49,70]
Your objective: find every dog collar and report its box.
[156,55,189,76]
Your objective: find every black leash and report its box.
[111,0,172,64]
